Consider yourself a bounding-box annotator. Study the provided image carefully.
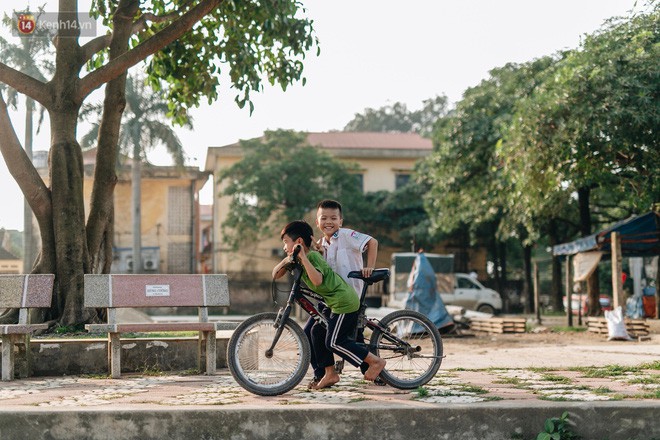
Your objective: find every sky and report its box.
[0,0,643,231]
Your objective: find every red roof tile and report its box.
[306,132,432,150]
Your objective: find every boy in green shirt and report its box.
[272,220,386,389]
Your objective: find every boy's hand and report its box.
[361,267,374,278]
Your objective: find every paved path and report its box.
[1,362,657,410]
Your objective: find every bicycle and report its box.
[227,247,444,396]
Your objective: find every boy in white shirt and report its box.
[304,199,379,387]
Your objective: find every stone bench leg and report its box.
[2,334,16,381]
[199,331,216,375]
[109,333,121,379]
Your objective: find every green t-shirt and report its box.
[301,251,360,314]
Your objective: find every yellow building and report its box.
[204,131,433,281]
[32,149,209,274]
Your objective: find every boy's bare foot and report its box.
[312,372,340,389]
[364,358,386,381]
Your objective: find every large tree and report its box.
[218,129,364,249]
[0,0,317,327]
[0,5,53,273]
[344,95,448,137]
[501,4,659,315]
[81,73,191,274]
[421,58,555,304]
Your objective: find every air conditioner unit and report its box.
[143,257,158,271]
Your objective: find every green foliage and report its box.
[501,3,660,232]
[344,95,449,137]
[415,386,429,397]
[88,1,318,124]
[218,130,364,248]
[80,73,190,166]
[535,412,581,440]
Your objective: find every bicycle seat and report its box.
[347,268,390,284]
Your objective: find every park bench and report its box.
[0,274,54,381]
[84,274,232,379]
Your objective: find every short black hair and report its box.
[316,199,343,217]
[281,220,314,247]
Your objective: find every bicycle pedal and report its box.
[334,360,344,374]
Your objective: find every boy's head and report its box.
[281,220,314,251]
[316,199,343,238]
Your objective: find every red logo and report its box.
[17,14,36,35]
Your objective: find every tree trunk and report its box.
[86,0,137,274]
[523,243,533,314]
[577,186,601,316]
[549,218,564,312]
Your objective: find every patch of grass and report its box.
[139,365,164,376]
[626,374,660,385]
[493,377,522,386]
[573,365,641,378]
[179,369,201,376]
[631,390,660,399]
[639,360,660,370]
[416,386,429,397]
[541,373,572,384]
[456,384,488,394]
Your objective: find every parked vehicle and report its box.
[387,253,502,314]
[562,294,612,315]
[443,273,503,315]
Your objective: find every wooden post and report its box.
[611,231,624,313]
[565,256,573,327]
[533,261,541,325]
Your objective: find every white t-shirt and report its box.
[320,228,372,297]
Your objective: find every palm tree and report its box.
[0,6,53,272]
[81,73,192,273]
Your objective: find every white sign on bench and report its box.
[84,274,232,379]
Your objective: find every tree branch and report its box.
[77,0,221,100]
[0,93,52,222]
[0,64,51,108]
[80,11,181,63]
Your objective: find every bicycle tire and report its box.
[227,312,311,396]
[369,309,443,389]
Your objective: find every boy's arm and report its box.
[298,247,323,287]
[362,237,379,277]
[272,257,292,279]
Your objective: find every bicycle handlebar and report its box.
[290,244,302,263]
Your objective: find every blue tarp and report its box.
[553,211,660,257]
[405,252,454,331]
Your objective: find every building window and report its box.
[395,173,411,189]
[168,186,192,235]
[352,174,364,192]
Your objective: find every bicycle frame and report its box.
[269,261,417,359]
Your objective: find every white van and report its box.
[387,253,502,314]
[442,273,502,315]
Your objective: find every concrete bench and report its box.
[0,274,54,381]
[84,274,231,378]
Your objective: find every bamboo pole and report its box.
[611,231,624,313]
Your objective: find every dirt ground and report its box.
[440,316,660,370]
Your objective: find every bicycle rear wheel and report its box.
[227,312,311,396]
[369,309,443,389]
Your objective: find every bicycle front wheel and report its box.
[369,309,443,389]
[227,312,311,396]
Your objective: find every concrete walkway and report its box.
[1,356,659,439]
[1,318,659,439]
